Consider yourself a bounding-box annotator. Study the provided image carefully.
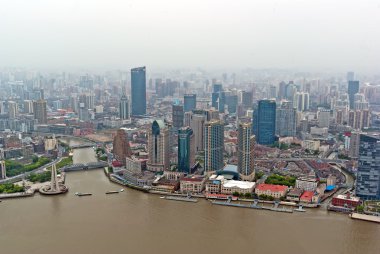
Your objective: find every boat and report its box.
[160,196,165,199]
[294,205,306,212]
[105,191,119,194]
[163,195,198,203]
[75,192,92,196]
[120,189,124,192]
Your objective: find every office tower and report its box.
[276,101,296,137]
[131,66,146,116]
[349,131,361,158]
[318,109,330,128]
[113,128,132,165]
[78,103,89,121]
[237,122,255,181]
[172,104,184,128]
[225,94,238,113]
[52,100,62,110]
[204,120,224,172]
[356,134,380,200]
[119,95,130,120]
[33,100,47,124]
[348,80,359,109]
[190,112,206,152]
[24,100,34,114]
[212,91,225,113]
[241,91,253,108]
[184,94,196,112]
[184,111,192,127]
[293,92,310,112]
[178,127,195,174]
[147,120,170,172]
[253,99,276,145]
[8,101,18,119]
[85,93,95,110]
[0,160,6,179]
[285,82,297,101]
[347,71,355,82]
[278,81,287,99]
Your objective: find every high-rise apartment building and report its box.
[190,111,206,152]
[253,100,276,145]
[237,122,255,181]
[24,100,34,114]
[119,95,130,120]
[131,66,146,116]
[147,120,170,172]
[293,92,310,112]
[204,120,224,172]
[33,100,47,124]
[0,160,6,179]
[276,101,296,137]
[8,101,18,119]
[178,127,195,174]
[356,134,380,200]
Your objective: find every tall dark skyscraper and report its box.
[348,80,359,110]
[172,104,184,128]
[178,126,195,174]
[33,99,47,124]
[184,94,196,112]
[253,99,276,145]
[356,134,380,200]
[131,66,146,116]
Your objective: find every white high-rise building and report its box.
[293,92,310,112]
[119,95,130,120]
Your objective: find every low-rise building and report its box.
[302,140,320,151]
[286,188,303,202]
[180,176,206,194]
[331,193,360,208]
[300,191,314,203]
[205,175,224,193]
[296,176,319,191]
[255,184,288,198]
[221,180,255,195]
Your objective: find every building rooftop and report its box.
[300,191,314,201]
[222,180,255,189]
[256,184,288,192]
[335,194,360,202]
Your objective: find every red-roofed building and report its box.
[300,191,314,203]
[255,184,288,198]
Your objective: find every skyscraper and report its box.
[356,134,380,200]
[241,91,253,108]
[238,122,255,181]
[147,120,170,172]
[131,66,146,116]
[204,120,224,172]
[172,104,184,128]
[276,101,296,137]
[347,71,355,82]
[33,100,47,124]
[24,100,34,114]
[113,128,132,165]
[190,111,206,152]
[119,95,130,120]
[293,92,310,112]
[178,127,195,174]
[253,99,276,145]
[8,101,18,119]
[184,94,196,112]
[348,80,359,110]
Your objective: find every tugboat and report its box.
[105,190,119,194]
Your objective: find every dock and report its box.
[163,196,198,203]
[211,200,293,213]
[349,213,380,223]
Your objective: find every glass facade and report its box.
[253,99,276,145]
[184,94,196,112]
[178,127,194,174]
[356,134,380,200]
[204,120,224,171]
[348,80,359,110]
[131,66,146,116]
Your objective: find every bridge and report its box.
[62,161,108,172]
[69,143,95,149]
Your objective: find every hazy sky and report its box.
[1,0,380,72]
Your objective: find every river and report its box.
[0,138,379,254]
